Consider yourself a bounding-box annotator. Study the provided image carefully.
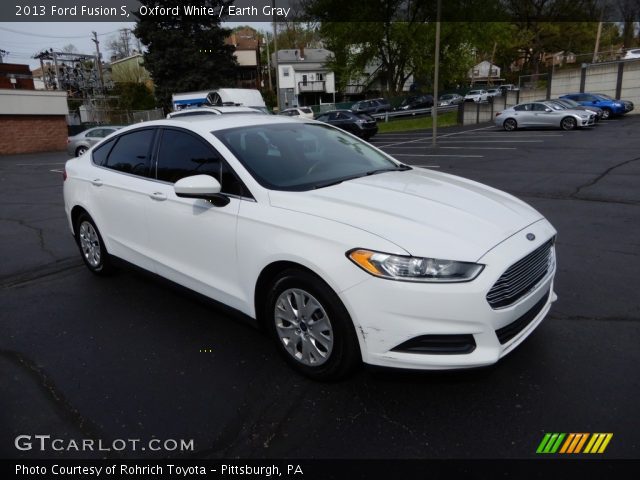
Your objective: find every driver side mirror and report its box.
[174,174,230,207]
[545,108,552,112]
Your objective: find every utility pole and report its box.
[52,50,60,90]
[91,31,104,93]
[431,0,441,147]
[272,1,280,111]
[265,32,272,91]
[592,20,603,63]
[120,28,131,57]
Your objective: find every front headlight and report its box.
[347,249,484,283]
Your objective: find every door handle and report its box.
[149,192,167,201]
[91,178,103,187]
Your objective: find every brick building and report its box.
[0,64,69,155]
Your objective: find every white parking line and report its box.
[50,169,64,173]
[455,132,564,136]
[382,145,516,150]
[375,125,494,148]
[393,153,484,158]
[15,162,67,166]
[434,140,545,143]
[410,165,441,168]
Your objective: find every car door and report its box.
[144,127,245,309]
[85,128,112,147]
[90,128,158,272]
[513,104,534,126]
[531,103,556,126]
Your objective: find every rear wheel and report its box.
[561,116,577,131]
[503,118,517,131]
[265,269,360,380]
[75,213,113,275]
[601,107,611,120]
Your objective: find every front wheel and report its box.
[561,116,577,131]
[75,145,88,156]
[601,108,611,120]
[75,213,113,275]
[265,269,360,380]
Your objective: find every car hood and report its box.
[268,169,543,262]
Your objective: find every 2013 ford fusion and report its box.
[63,115,557,379]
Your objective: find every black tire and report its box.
[601,107,611,120]
[503,118,517,131]
[561,116,577,131]
[74,213,113,275]
[75,145,88,157]
[264,269,361,380]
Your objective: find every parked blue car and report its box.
[560,93,634,119]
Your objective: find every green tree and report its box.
[306,0,509,94]
[113,83,156,111]
[133,0,237,110]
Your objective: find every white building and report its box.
[273,48,336,108]
[468,60,503,85]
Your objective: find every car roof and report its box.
[168,106,260,118]
[116,115,312,138]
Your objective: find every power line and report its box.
[0,26,121,39]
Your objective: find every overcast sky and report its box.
[0,21,269,69]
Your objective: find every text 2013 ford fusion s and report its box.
[63,115,557,379]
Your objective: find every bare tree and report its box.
[616,0,640,48]
[61,44,78,53]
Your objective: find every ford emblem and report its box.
[526,233,536,241]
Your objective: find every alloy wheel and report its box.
[78,221,101,268]
[274,288,334,366]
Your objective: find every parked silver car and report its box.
[495,101,595,131]
[438,93,464,106]
[67,126,123,156]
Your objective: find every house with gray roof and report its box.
[273,47,336,108]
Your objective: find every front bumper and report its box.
[339,219,557,369]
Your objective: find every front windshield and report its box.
[213,123,405,191]
[596,93,613,100]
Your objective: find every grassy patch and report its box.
[377,111,458,133]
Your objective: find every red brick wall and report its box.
[0,115,67,154]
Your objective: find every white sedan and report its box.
[464,89,489,102]
[63,115,557,379]
[280,107,315,119]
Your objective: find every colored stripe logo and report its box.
[536,433,613,454]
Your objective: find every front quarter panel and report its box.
[235,199,409,319]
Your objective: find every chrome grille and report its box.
[486,239,554,309]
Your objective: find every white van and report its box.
[171,88,268,113]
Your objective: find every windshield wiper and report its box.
[365,164,412,176]
[313,165,411,189]
[313,179,345,189]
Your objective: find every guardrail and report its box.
[370,104,459,122]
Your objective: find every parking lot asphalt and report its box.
[1,116,639,460]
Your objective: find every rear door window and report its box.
[92,138,116,166]
[104,129,155,177]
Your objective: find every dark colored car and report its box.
[397,95,434,111]
[351,99,391,114]
[315,110,378,140]
[560,93,634,119]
